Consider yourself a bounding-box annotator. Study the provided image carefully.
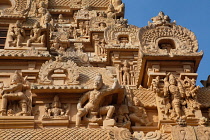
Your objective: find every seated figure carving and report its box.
[129,97,152,126]
[43,95,69,119]
[27,22,45,47]
[76,73,119,127]
[8,20,26,47]
[0,71,31,116]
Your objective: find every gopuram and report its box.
[0,0,209,140]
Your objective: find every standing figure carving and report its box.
[27,22,45,47]
[121,60,131,85]
[0,71,31,116]
[8,20,26,47]
[76,73,119,127]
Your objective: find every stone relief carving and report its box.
[38,56,80,85]
[7,20,26,47]
[114,105,131,129]
[42,95,69,119]
[76,73,120,127]
[133,131,162,140]
[0,71,31,116]
[129,97,152,126]
[26,22,45,47]
[153,73,201,120]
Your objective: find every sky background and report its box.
[123,0,210,86]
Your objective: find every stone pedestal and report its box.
[0,116,34,129]
[103,119,115,128]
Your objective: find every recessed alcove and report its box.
[158,39,175,52]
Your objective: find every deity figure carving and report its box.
[107,0,124,18]
[73,27,79,39]
[50,37,66,53]
[27,22,45,47]
[38,1,47,17]
[115,105,131,129]
[98,39,106,56]
[43,95,69,119]
[8,20,26,47]
[76,73,119,127]
[0,71,31,116]
[84,21,90,36]
[150,76,160,94]
[111,0,124,14]
[182,77,200,117]
[129,97,152,126]
[120,60,131,85]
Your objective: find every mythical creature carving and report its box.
[0,71,31,116]
[76,73,120,127]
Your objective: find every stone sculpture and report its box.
[0,71,31,116]
[43,95,69,119]
[27,22,45,47]
[76,73,119,127]
[8,20,25,47]
[129,97,152,126]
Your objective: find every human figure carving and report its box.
[166,74,184,119]
[111,0,124,14]
[43,95,69,118]
[121,60,130,85]
[0,71,30,116]
[76,73,119,127]
[129,97,152,126]
[27,22,45,47]
[50,37,66,53]
[8,20,26,47]
[115,105,131,129]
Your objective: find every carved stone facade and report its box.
[0,0,209,139]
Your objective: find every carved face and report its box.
[93,74,103,90]
[133,97,141,106]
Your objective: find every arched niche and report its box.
[158,38,176,53]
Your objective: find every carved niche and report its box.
[104,22,140,48]
[140,12,200,56]
[38,56,80,85]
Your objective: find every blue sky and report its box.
[123,0,210,86]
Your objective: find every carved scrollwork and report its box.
[38,56,80,85]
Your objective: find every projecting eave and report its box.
[135,50,203,86]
